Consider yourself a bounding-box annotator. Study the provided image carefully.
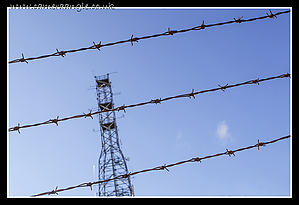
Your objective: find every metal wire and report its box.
[8,72,291,133]
[9,9,290,64]
[30,134,291,197]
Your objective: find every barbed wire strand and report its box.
[30,134,291,197]
[8,73,291,133]
[9,9,290,64]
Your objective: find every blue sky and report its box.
[8,8,291,197]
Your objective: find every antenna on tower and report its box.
[107,71,117,75]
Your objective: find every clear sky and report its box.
[8,8,291,197]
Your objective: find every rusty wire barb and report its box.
[10,123,21,134]
[83,110,93,119]
[281,73,291,78]
[31,134,290,197]
[234,16,243,23]
[130,34,139,46]
[50,116,59,126]
[48,186,58,195]
[226,149,235,157]
[117,104,126,113]
[218,83,229,92]
[267,9,277,19]
[150,98,162,104]
[256,139,266,150]
[157,164,170,172]
[8,9,290,65]
[191,157,202,163]
[8,73,291,133]
[188,89,196,99]
[251,78,260,85]
[17,53,28,64]
[55,49,66,58]
[85,182,93,191]
[165,27,178,35]
[120,172,131,179]
[200,20,205,29]
[92,41,102,52]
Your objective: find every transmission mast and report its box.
[94,73,133,196]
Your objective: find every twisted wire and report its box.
[8,73,290,133]
[9,10,290,64]
[31,134,291,196]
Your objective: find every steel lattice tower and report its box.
[94,74,133,196]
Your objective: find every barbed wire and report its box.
[30,134,291,196]
[8,72,291,133]
[9,9,290,64]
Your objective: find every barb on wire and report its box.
[234,16,243,23]
[50,116,59,126]
[130,34,139,46]
[9,10,290,64]
[18,53,28,64]
[55,49,66,58]
[218,83,229,92]
[117,104,126,113]
[121,172,131,179]
[83,110,93,119]
[93,41,101,52]
[85,182,93,191]
[157,164,170,172]
[191,157,202,162]
[251,78,260,85]
[226,149,235,157]
[49,186,59,195]
[281,73,291,78]
[150,98,162,104]
[267,9,277,19]
[200,20,205,29]
[31,134,290,197]
[8,73,291,133]
[10,123,21,134]
[188,89,196,99]
[257,139,266,150]
[166,27,178,35]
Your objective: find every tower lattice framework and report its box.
[95,74,133,196]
